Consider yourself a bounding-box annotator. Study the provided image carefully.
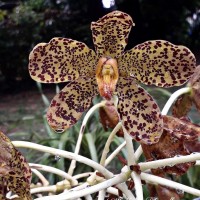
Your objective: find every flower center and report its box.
[96,57,119,100]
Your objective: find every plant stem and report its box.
[98,121,121,199]
[35,171,134,200]
[31,169,49,186]
[107,187,122,197]
[105,139,143,167]
[105,141,126,166]
[100,122,122,166]
[68,101,106,176]
[63,180,129,198]
[30,163,78,186]
[196,160,200,165]
[31,185,57,194]
[123,125,143,200]
[84,194,93,200]
[139,153,200,171]
[161,87,191,115]
[13,141,113,178]
[141,172,200,196]
[135,145,143,161]
[65,182,89,192]
[13,141,134,199]
[85,133,98,162]
[73,172,92,180]
[98,189,106,200]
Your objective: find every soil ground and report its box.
[0,86,55,138]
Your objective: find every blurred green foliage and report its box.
[140,0,200,47]
[0,0,92,88]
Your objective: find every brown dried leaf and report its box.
[143,115,199,198]
[147,184,183,200]
[173,65,200,115]
[142,128,195,176]
[184,139,200,153]
[99,100,124,137]
[0,131,32,199]
[172,93,192,118]
[163,115,200,140]
[188,65,200,112]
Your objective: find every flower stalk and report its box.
[161,87,191,115]
[68,100,106,176]
[123,125,143,200]
[30,163,78,186]
[141,172,200,196]
[139,153,200,171]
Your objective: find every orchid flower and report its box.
[28,11,196,144]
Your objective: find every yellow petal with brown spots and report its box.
[0,131,32,199]
[29,37,97,83]
[91,10,134,58]
[118,40,196,87]
[117,77,163,144]
[47,78,98,132]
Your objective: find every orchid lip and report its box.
[96,57,119,99]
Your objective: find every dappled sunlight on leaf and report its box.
[0,131,32,200]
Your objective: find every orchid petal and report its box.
[47,78,98,132]
[117,77,163,144]
[0,131,32,199]
[118,40,196,87]
[91,11,134,58]
[29,37,97,83]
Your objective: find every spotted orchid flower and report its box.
[28,11,196,144]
